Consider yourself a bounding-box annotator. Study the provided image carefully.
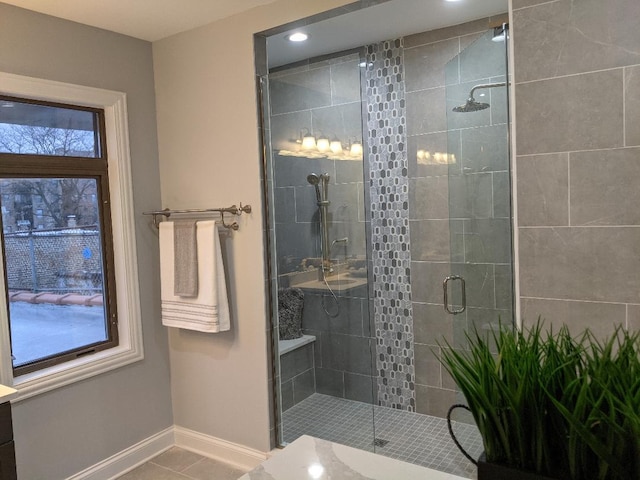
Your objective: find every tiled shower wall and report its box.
[512,0,640,335]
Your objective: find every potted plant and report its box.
[438,321,640,480]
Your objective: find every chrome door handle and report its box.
[443,275,466,315]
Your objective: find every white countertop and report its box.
[0,384,17,403]
[239,435,468,480]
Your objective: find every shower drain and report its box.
[373,438,390,447]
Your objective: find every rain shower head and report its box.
[452,81,507,113]
[453,97,490,113]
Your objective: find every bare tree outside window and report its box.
[0,96,118,375]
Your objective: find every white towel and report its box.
[159,220,230,333]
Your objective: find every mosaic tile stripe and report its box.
[364,39,415,411]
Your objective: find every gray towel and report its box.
[173,220,198,297]
[278,288,304,340]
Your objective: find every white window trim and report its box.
[0,72,144,401]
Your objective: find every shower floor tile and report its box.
[282,393,483,479]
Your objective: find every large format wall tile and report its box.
[521,297,627,340]
[516,153,569,226]
[409,219,451,261]
[406,87,446,135]
[513,0,640,83]
[409,176,450,220]
[627,304,640,332]
[404,38,459,92]
[516,70,624,155]
[570,147,640,225]
[330,60,362,105]
[625,66,640,146]
[269,67,332,115]
[519,227,640,303]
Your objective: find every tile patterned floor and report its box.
[116,447,247,480]
[282,393,483,479]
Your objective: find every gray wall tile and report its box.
[408,131,460,179]
[270,111,312,151]
[345,373,376,404]
[406,87,446,135]
[413,302,468,348]
[280,379,294,412]
[315,367,344,397]
[516,153,569,226]
[448,173,493,219]
[409,176,450,220]
[415,385,455,418]
[462,218,512,264]
[515,70,624,155]
[269,67,332,115]
[409,219,450,261]
[280,344,314,382]
[627,304,640,332]
[519,227,640,303]
[414,343,441,387]
[459,124,509,173]
[521,297,627,340]
[626,66,640,146]
[411,261,449,304]
[570,148,640,225]
[513,0,640,83]
[331,60,362,105]
[404,38,460,92]
[459,31,505,84]
[493,171,511,219]
[311,103,362,144]
[404,18,490,48]
[274,187,296,224]
[292,369,316,404]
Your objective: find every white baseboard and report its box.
[174,426,269,471]
[66,427,175,480]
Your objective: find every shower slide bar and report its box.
[143,203,252,230]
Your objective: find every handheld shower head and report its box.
[307,173,322,203]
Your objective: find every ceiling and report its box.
[268,0,507,67]
[1,0,281,41]
[3,0,508,63]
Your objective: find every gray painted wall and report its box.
[512,0,640,336]
[0,4,173,479]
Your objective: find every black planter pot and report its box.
[477,453,560,480]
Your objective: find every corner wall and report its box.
[152,0,354,452]
[0,4,173,479]
[511,0,640,335]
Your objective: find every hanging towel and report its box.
[159,220,230,333]
[173,220,198,297]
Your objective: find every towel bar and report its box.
[143,203,251,230]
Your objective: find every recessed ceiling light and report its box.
[286,32,308,42]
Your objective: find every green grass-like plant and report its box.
[438,320,640,479]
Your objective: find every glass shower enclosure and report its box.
[261,22,513,478]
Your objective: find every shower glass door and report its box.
[263,51,377,451]
[444,27,514,360]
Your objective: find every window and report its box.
[0,73,143,400]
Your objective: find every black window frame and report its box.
[0,94,119,376]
